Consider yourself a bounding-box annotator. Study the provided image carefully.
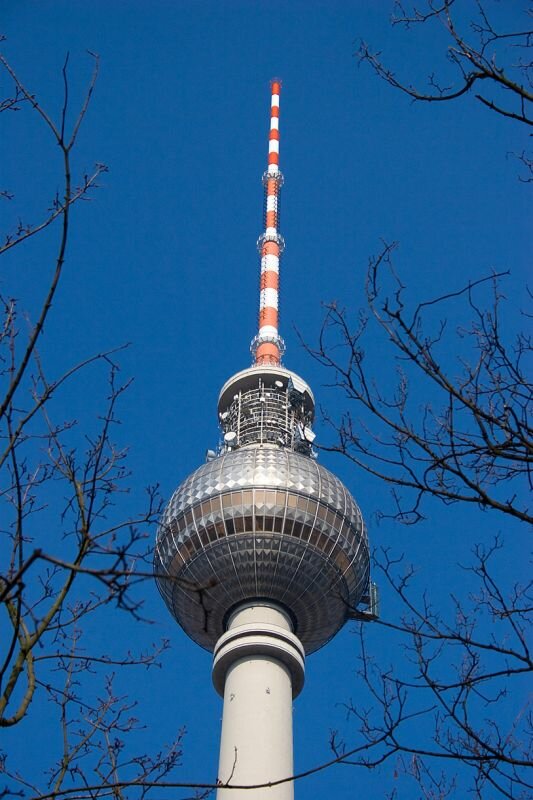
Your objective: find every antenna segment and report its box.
[251,79,286,367]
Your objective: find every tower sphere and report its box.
[155,366,370,654]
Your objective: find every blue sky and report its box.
[1,2,530,798]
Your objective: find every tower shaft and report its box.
[213,603,304,799]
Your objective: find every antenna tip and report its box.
[270,78,282,94]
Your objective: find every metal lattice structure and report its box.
[218,367,314,453]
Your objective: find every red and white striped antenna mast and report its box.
[250,79,286,367]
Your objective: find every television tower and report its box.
[155,80,375,798]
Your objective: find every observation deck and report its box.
[154,365,370,654]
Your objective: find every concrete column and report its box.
[212,603,305,799]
